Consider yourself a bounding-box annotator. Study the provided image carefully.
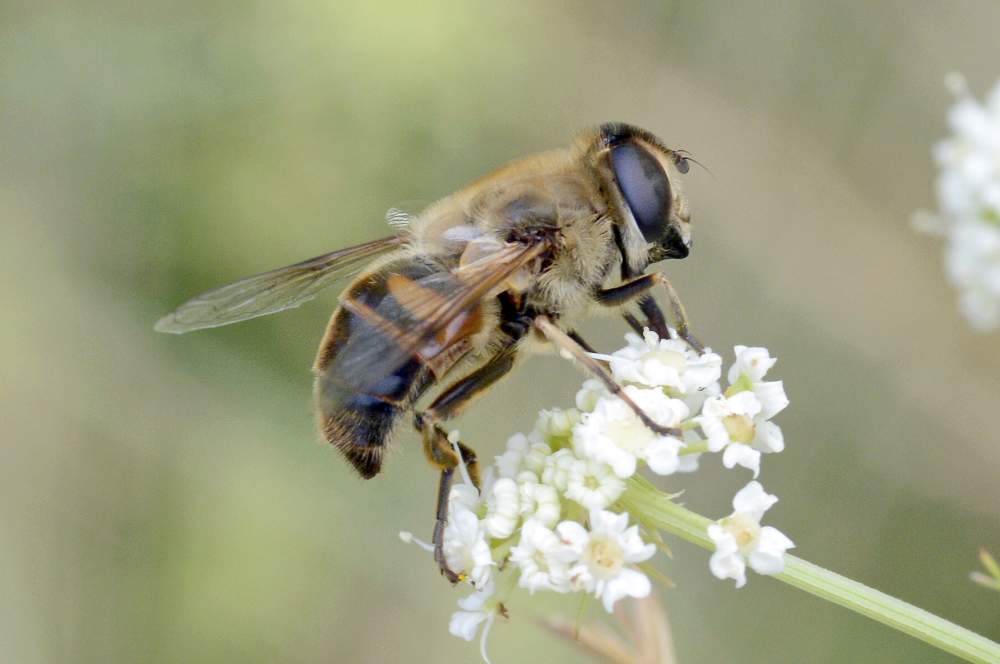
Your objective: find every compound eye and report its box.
[609,142,672,243]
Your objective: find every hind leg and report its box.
[416,422,480,583]
[414,350,517,583]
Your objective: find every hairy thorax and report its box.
[411,151,625,330]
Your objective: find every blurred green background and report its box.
[3,1,999,662]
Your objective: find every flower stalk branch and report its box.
[620,478,1000,664]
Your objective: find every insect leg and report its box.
[637,294,672,339]
[419,433,463,584]
[623,311,646,335]
[567,330,596,353]
[414,348,519,584]
[595,273,703,352]
[533,315,682,438]
[653,276,703,352]
[619,295,670,339]
[425,350,518,425]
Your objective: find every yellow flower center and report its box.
[723,514,761,553]
[585,536,625,578]
[722,414,756,443]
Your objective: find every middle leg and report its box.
[414,348,518,583]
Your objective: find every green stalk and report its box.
[621,478,1000,664]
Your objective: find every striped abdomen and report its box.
[312,254,478,478]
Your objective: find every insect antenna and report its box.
[674,150,715,180]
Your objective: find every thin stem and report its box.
[679,440,708,455]
[621,478,1000,664]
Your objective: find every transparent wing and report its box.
[155,236,403,334]
[336,240,550,393]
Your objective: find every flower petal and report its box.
[722,444,761,477]
[709,549,747,588]
[757,525,795,556]
[599,567,651,612]
[556,520,589,551]
[754,380,789,419]
[643,438,682,475]
[732,480,777,516]
[449,610,487,641]
[727,391,763,418]
[753,420,785,454]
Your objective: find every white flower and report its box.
[495,433,529,479]
[534,408,580,447]
[564,457,626,510]
[515,471,561,527]
[483,478,520,540]
[540,448,576,492]
[917,75,1000,330]
[449,580,494,640]
[698,392,785,477]
[521,440,552,476]
[708,481,795,588]
[495,432,551,480]
[509,520,577,593]
[557,509,656,612]
[936,78,1000,220]
[727,345,777,383]
[448,465,518,541]
[728,346,788,419]
[448,579,498,664]
[573,386,687,478]
[604,330,722,395]
[575,378,605,412]
[442,508,495,588]
[946,219,1000,330]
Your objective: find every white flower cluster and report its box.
[916,74,1000,330]
[402,331,794,661]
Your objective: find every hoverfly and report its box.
[156,122,702,582]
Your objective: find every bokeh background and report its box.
[3,1,999,662]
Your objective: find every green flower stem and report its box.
[679,440,708,456]
[621,478,1000,664]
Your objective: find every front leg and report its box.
[595,273,703,352]
[533,315,682,438]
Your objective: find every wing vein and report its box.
[155,236,402,334]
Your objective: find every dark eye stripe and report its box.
[610,143,672,243]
